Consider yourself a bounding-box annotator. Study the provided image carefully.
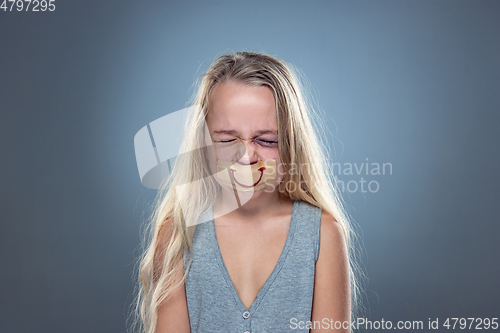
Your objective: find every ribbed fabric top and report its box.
[183,200,322,333]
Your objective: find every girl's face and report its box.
[205,80,284,194]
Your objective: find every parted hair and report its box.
[128,51,363,333]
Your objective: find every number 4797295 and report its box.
[1,0,56,11]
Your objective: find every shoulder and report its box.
[319,211,345,246]
[295,201,346,260]
[317,210,348,267]
[296,201,345,250]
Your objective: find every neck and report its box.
[214,186,290,219]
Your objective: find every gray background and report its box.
[1,0,499,332]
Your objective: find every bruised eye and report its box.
[256,138,278,147]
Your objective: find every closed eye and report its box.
[215,138,278,147]
[256,139,278,147]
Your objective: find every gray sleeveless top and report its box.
[183,200,322,333]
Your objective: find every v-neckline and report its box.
[209,200,299,313]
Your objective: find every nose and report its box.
[234,138,257,164]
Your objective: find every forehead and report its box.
[206,81,277,134]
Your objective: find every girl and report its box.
[131,51,360,333]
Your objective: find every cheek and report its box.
[260,148,280,162]
[266,149,285,182]
[217,149,234,161]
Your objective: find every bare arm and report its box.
[156,261,191,333]
[154,224,191,333]
[310,211,351,332]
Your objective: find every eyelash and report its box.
[218,139,278,147]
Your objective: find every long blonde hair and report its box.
[128,51,363,333]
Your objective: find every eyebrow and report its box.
[213,129,278,136]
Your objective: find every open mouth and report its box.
[230,167,266,188]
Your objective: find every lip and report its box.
[230,166,266,188]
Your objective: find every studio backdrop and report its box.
[1,1,499,332]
